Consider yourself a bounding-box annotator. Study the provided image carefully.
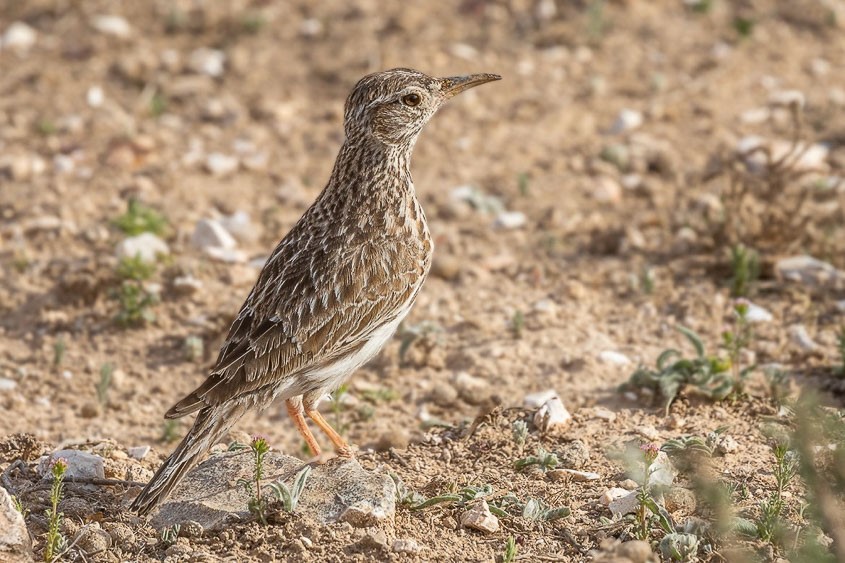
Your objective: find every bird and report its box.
[130,68,500,516]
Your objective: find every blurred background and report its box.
[1,0,845,559]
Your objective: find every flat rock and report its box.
[459,499,499,534]
[192,219,237,250]
[523,389,558,409]
[534,396,571,432]
[116,233,169,263]
[38,450,105,480]
[776,255,845,288]
[0,486,33,562]
[149,452,395,531]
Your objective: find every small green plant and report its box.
[390,472,426,507]
[36,118,57,136]
[502,535,518,563]
[360,387,398,404]
[510,310,525,339]
[150,92,168,117]
[117,254,156,281]
[634,444,675,541]
[410,484,500,512]
[837,326,845,376]
[659,532,700,562]
[621,325,738,413]
[733,16,755,37]
[114,282,157,327]
[511,419,528,452]
[687,0,712,13]
[241,12,267,33]
[96,363,113,407]
[161,420,179,443]
[44,458,68,562]
[517,172,530,197]
[521,497,571,521]
[268,465,312,513]
[238,436,272,524]
[514,447,558,472]
[160,524,180,546]
[720,299,755,395]
[729,244,760,297]
[329,384,350,437]
[184,336,204,363]
[53,338,66,367]
[12,495,27,518]
[113,199,168,236]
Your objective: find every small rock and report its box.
[431,255,462,281]
[600,487,630,506]
[619,479,639,491]
[102,522,135,549]
[0,378,17,391]
[116,233,169,263]
[590,406,617,422]
[299,18,323,37]
[178,520,204,538]
[76,522,112,557]
[188,48,226,77]
[204,153,239,177]
[715,434,738,455]
[127,446,150,460]
[636,425,660,441]
[610,108,643,134]
[0,485,33,561]
[91,15,132,38]
[523,389,558,409]
[776,255,844,287]
[664,487,697,514]
[533,396,572,432]
[392,538,422,554]
[86,86,104,108]
[79,401,100,418]
[788,324,818,352]
[452,372,489,405]
[460,500,499,534]
[558,440,591,469]
[608,489,640,516]
[768,89,805,109]
[429,384,458,407]
[192,219,237,250]
[373,428,410,451]
[38,450,105,480]
[203,247,247,263]
[172,275,203,295]
[745,302,773,323]
[592,176,623,203]
[218,211,257,243]
[598,350,631,366]
[548,468,600,482]
[494,211,527,229]
[1,22,37,51]
[615,540,654,563]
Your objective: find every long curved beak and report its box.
[440,73,502,99]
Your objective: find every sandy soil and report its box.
[1,0,845,561]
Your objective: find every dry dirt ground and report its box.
[2,0,845,561]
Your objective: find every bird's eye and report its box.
[401,93,422,107]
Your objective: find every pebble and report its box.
[173,275,203,295]
[116,232,169,263]
[460,500,499,534]
[590,406,617,422]
[592,176,622,203]
[91,15,132,38]
[189,48,226,77]
[392,538,423,554]
[204,153,239,176]
[598,350,631,366]
[373,428,410,451]
[494,211,527,229]
[608,489,640,516]
[610,108,643,134]
[619,479,639,491]
[429,383,458,407]
[1,21,37,51]
[204,247,247,263]
[533,396,572,432]
[665,487,697,514]
[38,450,105,480]
[86,86,104,108]
[80,401,100,418]
[76,522,112,556]
[299,18,324,37]
[192,219,237,250]
[0,378,17,391]
[523,389,558,409]
[548,468,600,482]
[768,89,805,109]
[127,445,151,460]
[745,302,773,323]
[558,440,591,469]
[431,254,462,281]
[219,211,257,243]
[788,324,818,352]
[776,255,844,287]
[103,522,135,549]
[715,434,739,455]
[600,487,630,505]
[452,372,489,404]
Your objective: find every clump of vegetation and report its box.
[160,524,180,546]
[511,419,528,452]
[267,466,311,514]
[96,363,113,408]
[729,244,760,297]
[514,447,558,472]
[184,336,204,363]
[510,310,525,339]
[501,536,518,563]
[160,420,180,443]
[117,254,156,281]
[836,326,845,376]
[633,444,675,541]
[113,282,157,327]
[53,338,65,367]
[113,199,168,236]
[44,458,68,562]
[239,436,312,524]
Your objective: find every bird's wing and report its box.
[167,231,422,417]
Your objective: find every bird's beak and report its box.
[440,73,502,99]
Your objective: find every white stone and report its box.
[776,255,844,286]
[533,396,572,432]
[598,350,631,366]
[189,48,226,77]
[87,85,104,108]
[590,406,617,422]
[523,389,558,409]
[192,219,237,250]
[392,538,423,554]
[608,489,641,516]
[0,486,32,560]
[299,19,323,37]
[744,302,773,323]
[0,378,16,391]
[204,153,238,176]
[173,276,203,295]
[203,247,248,264]
[494,211,527,229]
[788,325,817,352]
[592,176,622,203]
[836,300,845,313]
[127,446,150,460]
[460,500,499,534]
[768,89,805,109]
[610,108,643,134]
[219,211,257,243]
[91,15,132,38]
[116,233,169,263]
[600,487,630,506]
[650,452,677,488]
[1,21,37,51]
[38,450,105,480]
[550,468,600,481]
[740,107,770,124]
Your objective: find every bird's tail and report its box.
[130,401,245,516]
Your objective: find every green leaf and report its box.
[410,494,462,510]
[732,517,759,538]
[676,326,705,358]
[642,496,675,533]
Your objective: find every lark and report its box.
[130,68,500,515]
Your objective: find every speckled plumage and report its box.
[131,68,500,516]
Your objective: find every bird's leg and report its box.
[285,398,321,457]
[303,395,354,458]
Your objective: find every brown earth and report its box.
[1,0,845,561]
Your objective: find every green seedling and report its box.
[161,420,180,443]
[729,244,760,297]
[329,384,350,437]
[360,387,398,404]
[160,524,180,546]
[96,363,113,408]
[390,472,426,507]
[521,497,571,522]
[184,336,204,363]
[150,92,168,117]
[514,447,558,472]
[510,310,525,339]
[117,254,156,281]
[733,16,755,37]
[113,199,168,236]
[268,465,311,513]
[238,436,271,525]
[44,458,67,562]
[114,282,157,327]
[53,338,66,367]
[633,444,675,541]
[502,536,518,563]
[517,172,530,197]
[410,484,495,511]
[721,300,755,395]
[511,419,528,452]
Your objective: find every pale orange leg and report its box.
[285,398,322,457]
[305,407,354,458]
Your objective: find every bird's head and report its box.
[343,68,500,148]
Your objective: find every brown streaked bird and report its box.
[130,68,500,515]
